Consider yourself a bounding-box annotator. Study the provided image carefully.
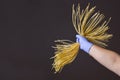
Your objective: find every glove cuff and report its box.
[83,42,93,53]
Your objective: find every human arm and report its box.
[90,45,120,76]
[76,35,120,76]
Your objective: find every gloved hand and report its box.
[76,34,93,53]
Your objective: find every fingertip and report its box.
[76,34,80,38]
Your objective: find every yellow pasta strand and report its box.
[52,3,113,73]
[52,40,79,73]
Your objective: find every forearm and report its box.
[89,45,120,76]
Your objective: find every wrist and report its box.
[82,41,93,53]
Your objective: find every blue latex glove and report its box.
[76,35,93,53]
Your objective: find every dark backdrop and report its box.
[0,0,120,80]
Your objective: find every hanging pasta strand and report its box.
[52,3,113,73]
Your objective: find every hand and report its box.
[76,35,93,53]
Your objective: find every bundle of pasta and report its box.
[51,3,112,73]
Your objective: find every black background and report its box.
[0,0,120,80]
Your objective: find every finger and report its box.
[76,34,80,38]
[76,38,79,43]
[76,34,82,38]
